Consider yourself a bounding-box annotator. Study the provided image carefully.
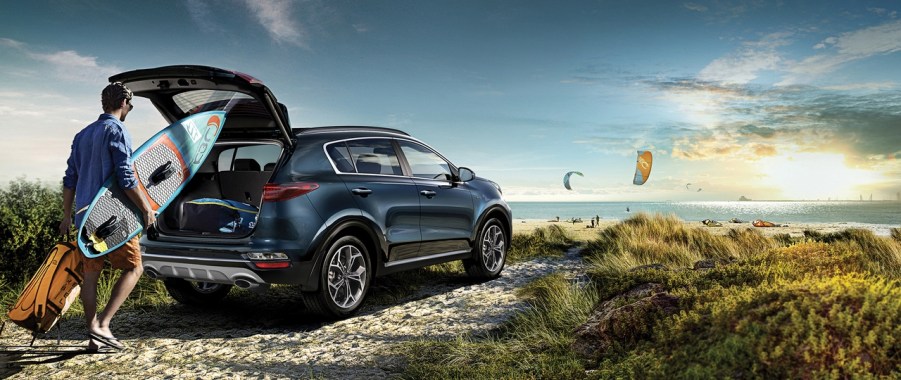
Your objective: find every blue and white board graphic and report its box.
[77,111,225,258]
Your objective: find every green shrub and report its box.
[609,275,901,379]
[800,228,901,277]
[0,178,63,283]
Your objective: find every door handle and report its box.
[351,188,373,197]
[420,190,437,198]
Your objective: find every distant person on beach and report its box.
[626,207,630,212]
[556,216,560,222]
[591,219,596,228]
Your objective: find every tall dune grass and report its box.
[585,212,778,272]
[508,224,574,263]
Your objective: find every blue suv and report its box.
[112,66,511,317]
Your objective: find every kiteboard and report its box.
[77,111,226,258]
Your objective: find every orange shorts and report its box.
[81,236,142,273]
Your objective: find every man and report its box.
[59,82,156,351]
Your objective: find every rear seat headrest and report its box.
[233,158,261,171]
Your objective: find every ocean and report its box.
[508,201,901,226]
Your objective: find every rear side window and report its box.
[218,145,281,172]
[326,139,403,175]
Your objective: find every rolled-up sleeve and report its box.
[63,138,78,190]
[108,125,137,189]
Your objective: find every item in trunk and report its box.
[180,198,259,234]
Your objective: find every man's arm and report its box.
[59,187,75,236]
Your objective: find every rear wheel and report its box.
[164,278,232,306]
[464,218,507,279]
[302,235,371,318]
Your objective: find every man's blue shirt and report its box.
[63,114,137,227]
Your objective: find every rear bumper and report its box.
[140,243,319,290]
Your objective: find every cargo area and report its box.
[157,140,284,237]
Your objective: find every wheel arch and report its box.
[304,217,383,292]
[471,205,512,245]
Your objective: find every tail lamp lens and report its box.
[263,182,319,201]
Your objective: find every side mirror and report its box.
[458,167,475,182]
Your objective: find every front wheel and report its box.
[302,235,371,318]
[464,218,507,279]
[163,278,233,307]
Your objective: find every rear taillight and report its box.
[263,182,319,201]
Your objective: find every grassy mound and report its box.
[585,214,901,378]
[400,214,901,379]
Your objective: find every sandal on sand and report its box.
[89,332,126,351]
[87,343,120,353]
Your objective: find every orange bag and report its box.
[6,241,83,333]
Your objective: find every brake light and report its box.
[253,261,291,269]
[263,182,319,201]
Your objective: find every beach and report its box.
[512,218,897,241]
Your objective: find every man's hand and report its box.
[144,210,157,229]
[58,216,72,236]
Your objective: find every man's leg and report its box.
[95,266,143,336]
[80,269,101,347]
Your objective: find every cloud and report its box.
[242,0,308,48]
[185,0,224,34]
[699,32,791,85]
[738,124,776,138]
[646,77,901,169]
[0,38,120,83]
[781,20,901,85]
[0,38,24,48]
[683,2,708,12]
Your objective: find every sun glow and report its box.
[759,153,881,200]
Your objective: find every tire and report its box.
[464,218,507,279]
[163,278,233,307]
[302,235,371,318]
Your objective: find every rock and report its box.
[693,259,716,270]
[571,283,680,361]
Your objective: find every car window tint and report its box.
[325,142,355,173]
[346,139,403,175]
[218,144,280,172]
[398,140,452,180]
[172,90,256,115]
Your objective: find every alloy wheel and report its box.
[327,244,368,309]
[481,224,505,272]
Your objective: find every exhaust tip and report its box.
[144,267,161,279]
[234,278,255,289]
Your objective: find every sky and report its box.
[1,0,900,202]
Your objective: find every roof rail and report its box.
[293,126,410,136]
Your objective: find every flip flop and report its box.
[87,344,120,354]
[89,332,126,351]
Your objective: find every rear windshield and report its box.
[173,90,259,116]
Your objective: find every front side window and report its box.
[327,139,403,175]
[398,140,452,180]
